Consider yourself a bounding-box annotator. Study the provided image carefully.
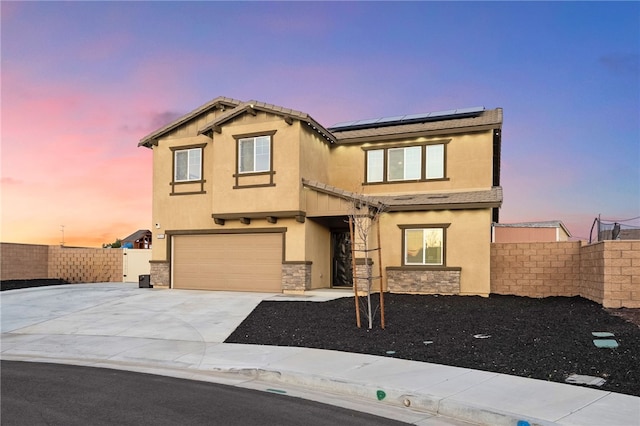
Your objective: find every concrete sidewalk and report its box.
[1,283,638,426]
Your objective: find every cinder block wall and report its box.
[0,243,50,280]
[491,240,639,308]
[491,242,581,297]
[48,246,123,283]
[579,242,605,305]
[599,241,640,309]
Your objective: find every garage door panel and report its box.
[173,234,282,292]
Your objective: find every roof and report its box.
[302,178,502,211]
[122,229,152,243]
[138,96,242,147]
[139,98,501,148]
[198,100,337,144]
[493,221,571,237]
[330,108,503,143]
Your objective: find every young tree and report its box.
[349,197,386,329]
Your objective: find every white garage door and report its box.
[172,233,282,292]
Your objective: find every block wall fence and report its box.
[2,241,639,308]
[491,240,640,308]
[1,243,123,283]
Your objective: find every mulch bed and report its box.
[1,279,68,291]
[226,293,640,397]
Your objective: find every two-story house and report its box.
[139,97,502,296]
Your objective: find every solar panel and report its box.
[353,118,381,126]
[427,109,457,118]
[455,106,485,114]
[328,106,486,131]
[328,120,358,129]
[402,112,431,121]
[376,115,406,124]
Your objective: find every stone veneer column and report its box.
[281,262,312,292]
[150,261,170,288]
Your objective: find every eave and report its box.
[138,96,242,148]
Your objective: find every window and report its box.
[404,227,445,266]
[388,146,421,181]
[367,150,384,182]
[365,142,447,183]
[174,147,202,182]
[425,144,444,179]
[239,135,271,173]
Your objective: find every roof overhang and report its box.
[198,100,337,144]
[302,178,502,212]
[138,97,242,148]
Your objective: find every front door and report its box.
[331,231,353,287]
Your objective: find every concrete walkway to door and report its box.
[1,283,638,426]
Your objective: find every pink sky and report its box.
[1,2,638,246]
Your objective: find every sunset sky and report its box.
[1,1,638,247]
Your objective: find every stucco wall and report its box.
[380,209,492,296]
[328,129,495,194]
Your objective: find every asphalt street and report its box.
[1,361,410,426]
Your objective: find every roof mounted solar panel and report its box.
[353,118,381,126]
[402,112,431,121]
[427,109,458,118]
[328,106,486,131]
[329,120,359,129]
[376,115,406,124]
[455,106,485,114]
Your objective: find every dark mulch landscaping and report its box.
[1,279,68,291]
[226,294,640,397]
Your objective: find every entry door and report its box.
[331,231,353,287]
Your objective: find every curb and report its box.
[215,366,559,426]
[3,354,557,425]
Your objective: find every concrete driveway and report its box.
[0,283,347,342]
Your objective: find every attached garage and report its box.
[172,233,283,292]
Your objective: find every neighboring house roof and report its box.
[138,96,242,147]
[122,229,152,243]
[493,221,572,237]
[198,100,337,144]
[329,108,503,143]
[302,178,502,211]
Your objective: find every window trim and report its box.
[363,140,449,185]
[232,130,277,189]
[169,143,207,195]
[398,223,450,267]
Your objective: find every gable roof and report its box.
[329,108,503,143]
[122,229,152,243]
[139,97,502,148]
[493,221,571,237]
[138,96,242,148]
[302,178,502,211]
[198,100,337,144]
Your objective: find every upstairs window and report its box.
[365,142,447,183]
[388,146,422,181]
[174,147,202,182]
[425,144,444,179]
[239,135,271,173]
